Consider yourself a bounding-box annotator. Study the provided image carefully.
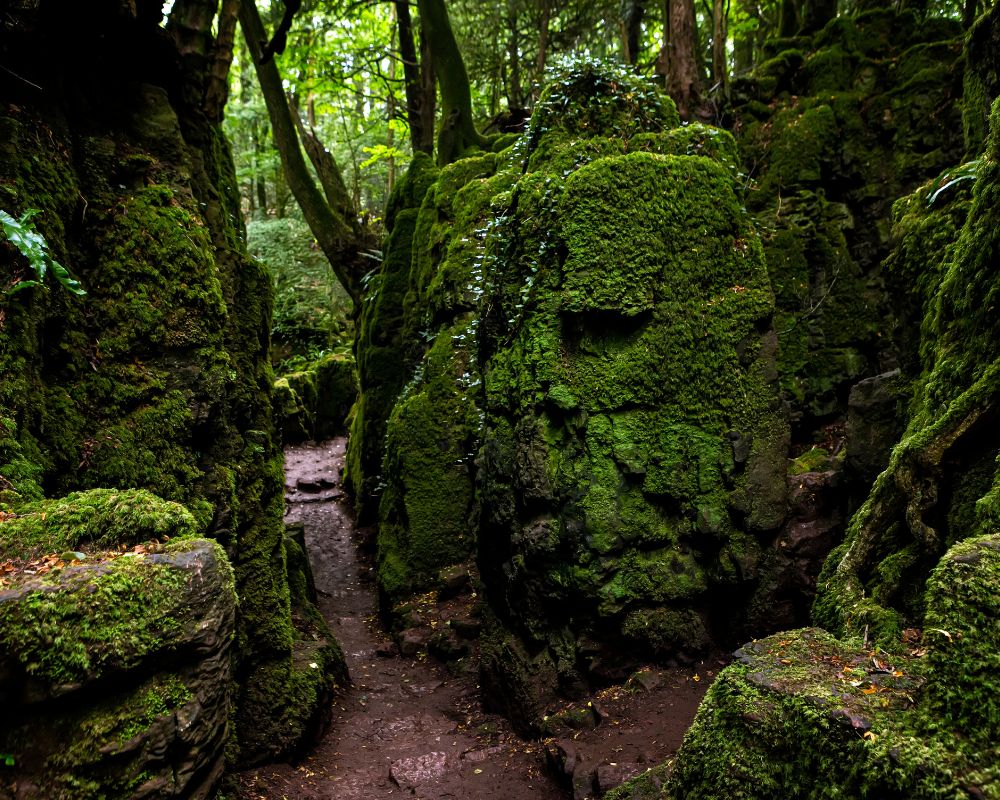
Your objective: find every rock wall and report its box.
[611,95,1000,800]
[734,8,966,432]
[0,0,345,780]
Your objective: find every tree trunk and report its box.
[799,0,836,35]
[536,0,550,81]
[712,0,728,95]
[288,92,356,227]
[205,0,240,122]
[665,0,703,119]
[395,0,434,155]
[621,0,647,65]
[416,0,487,165]
[238,0,361,300]
[506,0,523,109]
[778,0,799,37]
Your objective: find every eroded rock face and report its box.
[0,538,235,799]
[734,9,967,431]
[0,1,344,769]
[474,62,789,732]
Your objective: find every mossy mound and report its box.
[475,60,789,732]
[0,488,196,561]
[734,9,966,432]
[0,538,236,799]
[273,352,357,444]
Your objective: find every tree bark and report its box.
[665,0,703,119]
[778,0,799,37]
[799,0,836,35]
[621,0,647,65]
[416,0,488,165]
[395,0,434,155]
[535,0,551,92]
[711,0,728,94]
[205,0,240,122]
[506,0,523,109]
[238,0,361,300]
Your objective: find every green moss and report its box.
[0,538,226,687]
[375,152,514,602]
[347,152,437,521]
[0,487,197,560]
[477,64,788,717]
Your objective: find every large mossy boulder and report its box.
[0,537,236,799]
[734,9,966,432]
[475,61,789,732]
[0,0,344,770]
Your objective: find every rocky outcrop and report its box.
[473,62,789,732]
[734,9,966,433]
[0,538,235,799]
[0,0,345,772]
[274,352,358,443]
[613,95,1000,800]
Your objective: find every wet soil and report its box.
[233,439,712,800]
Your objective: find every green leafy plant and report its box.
[927,159,980,206]
[0,208,85,296]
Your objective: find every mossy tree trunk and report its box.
[416,0,488,165]
[238,0,364,301]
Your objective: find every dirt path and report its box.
[233,439,712,800]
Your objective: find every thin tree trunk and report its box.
[621,0,647,65]
[665,0,703,118]
[535,0,550,95]
[416,0,488,165]
[238,0,361,299]
[394,0,433,155]
[387,11,397,198]
[711,0,728,95]
[506,0,523,109]
[288,92,356,228]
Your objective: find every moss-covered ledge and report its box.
[0,488,197,561]
[0,537,237,799]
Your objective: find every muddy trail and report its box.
[234,439,713,800]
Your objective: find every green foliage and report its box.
[246,217,353,365]
[0,208,84,296]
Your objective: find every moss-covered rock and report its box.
[735,10,966,434]
[345,152,440,523]
[0,488,196,561]
[0,538,236,799]
[273,352,357,444]
[475,60,789,732]
[375,154,516,603]
[0,2,345,772]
